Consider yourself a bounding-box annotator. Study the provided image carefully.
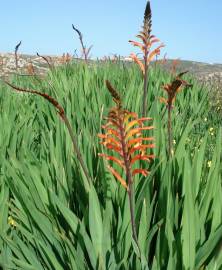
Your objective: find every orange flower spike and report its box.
[98,80,155,189]
[129,1,164,117]
[160,72,192,159]
[98,79,155,249]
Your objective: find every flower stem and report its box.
[167,104,173,158]
[128,180,140,255]
[142,50,149,117]
[62,115,92,185]
[118,115,141,255]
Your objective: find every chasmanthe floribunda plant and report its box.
[98,80,154,252]
[160,71,192,157]
[129,1,164,117]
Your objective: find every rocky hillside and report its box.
[155,59,222,89]
[0,53,70,79]
[0,53,222,89]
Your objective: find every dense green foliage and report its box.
[0,61,221,269]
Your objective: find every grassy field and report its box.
[0,60,221,269]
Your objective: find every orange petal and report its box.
[104,137,120,147]
[129,144,155,155]
[150,37,160,43]
[126,126,154,140]
[102,128,120,139]
[98,133,106,139]
[132,169,149,177]
[130,53,145,74]
[125,117,152,132]
[147,44,165,63]
[147,38,160,48]
[129,40,145,51]
[131,154,155,164]
[137,117,152,122]
[102,143,122,153]
[99,154,125,169]
[123,112,138,124]
[159,97,168,104]
[125,119,140,132]
[127,137,154,147]
[107,165,128,190]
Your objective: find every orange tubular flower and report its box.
[98,80,155,190]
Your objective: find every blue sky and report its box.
[1,0,221,63]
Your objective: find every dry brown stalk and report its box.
[72,24,92,63]
[15,41,22,71]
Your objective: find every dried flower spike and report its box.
[160,71,192,158]
[15,40,22,71]
[72,24,93,63]
[160,71,192,109]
